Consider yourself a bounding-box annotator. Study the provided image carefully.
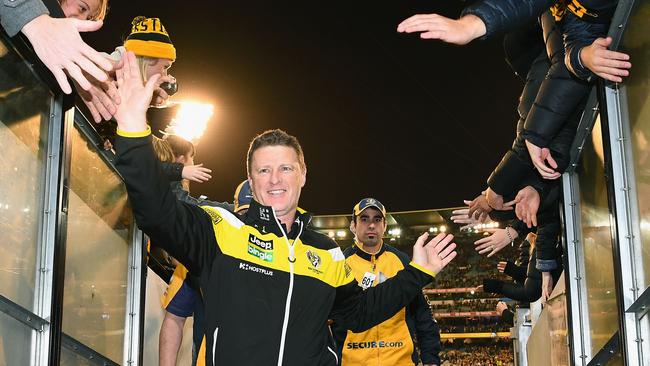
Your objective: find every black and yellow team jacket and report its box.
[332,243,441,365]
[114,131,436,366]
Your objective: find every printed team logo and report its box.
[346,341,404,349]
[247,234,274,262]
[366,198,377,205]
[344,262,352,278]
[204,208,223,225]
[259,207,271,221]
[306,250,322,269]
[238,262,274,276]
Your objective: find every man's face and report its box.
[249,145,306,220]
[352,207,386,248]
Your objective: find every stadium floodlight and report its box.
[328,231,335,238]
[439,225,447,233]
[336,230,347,238]
[166,101,214,142]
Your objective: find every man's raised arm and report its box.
[331,233,456,332]
[112,51,217,274]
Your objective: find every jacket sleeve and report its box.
[330,263,434,333]
[329,246,359,355]
[484,277,543,303]
[562,13,611,81]
[483,278,506,294]
[500,308,515,325]
[487,150,535,197]
[168,181,234,211]
[160,161,184,182]
[410,292,441,365]
[488,250,544,302]
[114,132,219,275]
[503,23,545,80]
[500,279,542,303]
[504,261,527,284]
[461,0,555,40]
[511,219,533,240]
[535,209,561,272]
[0,0,48,36]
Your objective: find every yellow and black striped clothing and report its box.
[114,132,435,366]
[333,243,441,365]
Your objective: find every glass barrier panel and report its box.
[60,124,134,364]
[577,116,621,354]
[0,37,51,311]
[606,352,624,365]
[60,343,102,366]
[0,311,33,366]
[547,293,569,365]
[621,0,650,292]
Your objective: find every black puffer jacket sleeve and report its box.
[461,0,618,82]
[501,308,515,325]
[520,11,590,149]
[483,248,563,302]
[535,208,561,271]
[160,161,184,182]
[504,261,527,284]
[461,0,554,39]
[503,22,545,80]
[483,250,542,302]
[488,13,588,197]
[562,12,611,80]
[512,219,533,239]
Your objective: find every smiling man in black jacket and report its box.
[111,51,457,366]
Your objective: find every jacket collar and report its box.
[244,199,312,239]
[351,240,385,261]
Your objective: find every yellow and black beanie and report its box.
[124,16,176,61]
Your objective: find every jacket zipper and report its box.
[273,210,304,366]
[327,346,339,365]
[372,255,380,362]
[212,327,219,365]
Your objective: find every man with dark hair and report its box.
[333,198,441,366]
[112,51,457,366]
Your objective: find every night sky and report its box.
[87,0,522,214]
